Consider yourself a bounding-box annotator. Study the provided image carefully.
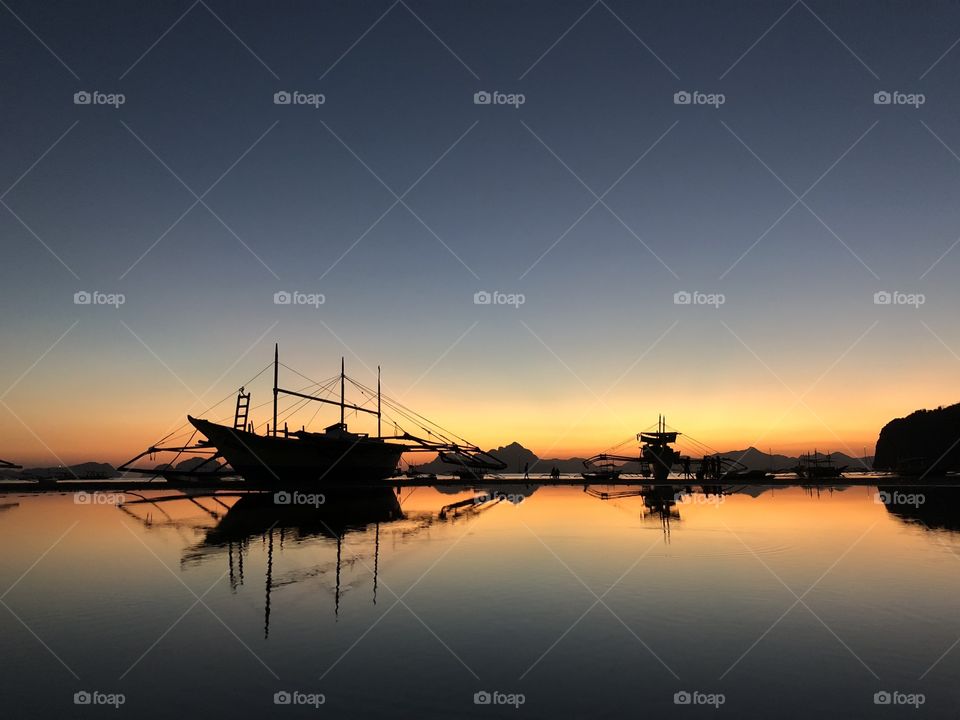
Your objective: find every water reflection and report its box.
[876,485,960,532]
[10,482,960,718]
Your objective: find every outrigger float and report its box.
[119,345,504,487]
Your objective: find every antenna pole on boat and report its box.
[340,357,345,426]
[273,343,279,437]
[377,365,381,438]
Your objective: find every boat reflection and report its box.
[122,486,506,636]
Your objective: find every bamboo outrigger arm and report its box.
[116,443,234,479]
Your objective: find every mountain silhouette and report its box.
[415,443,872,475]
[874,403,960,474]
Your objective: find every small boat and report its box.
[794,451,846,479]
[696,455,774,482]
[0,458,21,471]
[582,416,681,483]
[640,416,680,482]
[581,463,622,482]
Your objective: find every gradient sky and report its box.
[2,0,960,464]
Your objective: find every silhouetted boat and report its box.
[583,416,681,483]
[120,345,496,487]
[581,458,622,481]
[641,416,680,482]
[438,449,507,480]
[696,454,774,482]
[0,458,21,471]
[794,452,846,479]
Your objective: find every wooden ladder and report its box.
[234,388,251,431]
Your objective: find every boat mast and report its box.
[273,343,279,437]
[340,357,345,425]
[377,365,381,438]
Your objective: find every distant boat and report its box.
[581,461,622,482]
[0,458,21,471]
[640,416,680,482]
[582,415,681,483]
[794,452,846,479]
[696,454,774,482]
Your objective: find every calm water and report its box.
[2,482,959,718]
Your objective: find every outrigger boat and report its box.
[0,458,21,471]
[438,449,506,481]
[695,454,774,482]
[120,345,499,487]
[794,451,846,480]
[581,458,622,482]
[582,416,681,482]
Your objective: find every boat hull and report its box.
[188,417,405,485]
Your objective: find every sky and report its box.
[2,0,960,465]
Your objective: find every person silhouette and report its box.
[523,461,529,480]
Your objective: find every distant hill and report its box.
[153,457,225,474]
[16,462,118,480]
[874,403,960,473]
[413,443,873,475]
